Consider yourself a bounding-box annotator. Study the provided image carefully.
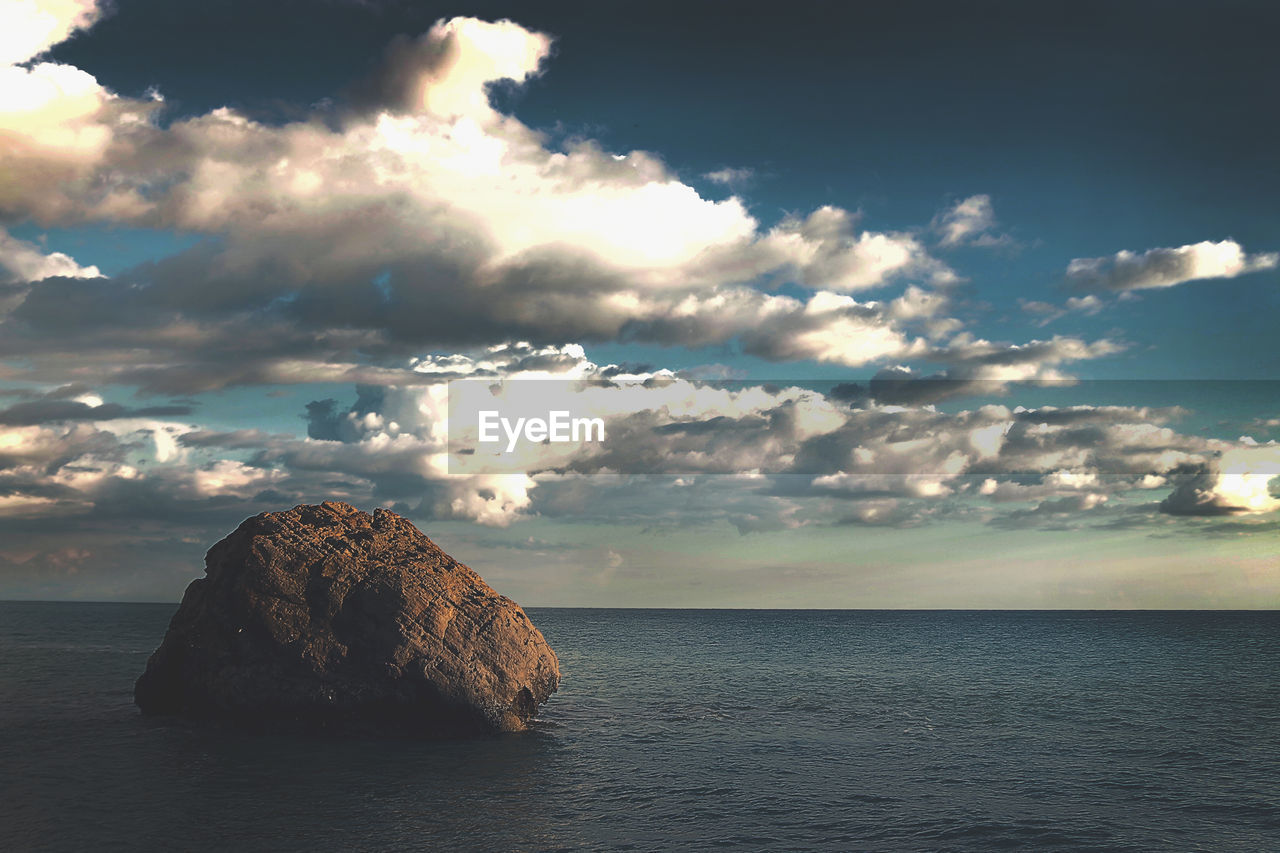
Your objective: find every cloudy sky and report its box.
[1,0,1277,606]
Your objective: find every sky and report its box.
[0,0,1277,606]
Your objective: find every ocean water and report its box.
[1,603,1277,851]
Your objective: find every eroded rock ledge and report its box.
[135,502,559,734]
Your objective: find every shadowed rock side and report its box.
[135,502,559,734]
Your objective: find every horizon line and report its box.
[2,599,1278,613]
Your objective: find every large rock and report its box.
[135,502,559,734]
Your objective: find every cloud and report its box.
[179,428,292,450]
[1067,240,1279,292]
[0,398,193,425]
[1019,294,1104,327]
[68,336,1124,532]
[0,8,1138,434]
[986,492,1112,530]
[0,0,101,66]
[0,0,158,222]
[4,8,1264,552]
[1159,446,1280,516]
[865,334,1126,403]
[0,11,992,395]
[930,334,1125,378]
[0,227,101,283]
[758,206,955,291]
[703,166,753,187]
[0,269,969,392]
[349,17,554,119]
[933,194,1013,248]
[0,352,1272,540]
[0,226,101,318]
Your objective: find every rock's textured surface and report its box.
[135,502,559,733]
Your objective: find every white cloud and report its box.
[704,166,753,186]
[0,0,101,66]
[933,194,1013,248]
[757,206,955,291]
[0,0,158,222]
[0,12,978,383]
[0,227,101,283]
[1067,295,1104,314]
[360,17,554,120]
[1067,240,1279,292]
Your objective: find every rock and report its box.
[135,502,559,734]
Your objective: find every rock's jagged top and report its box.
[135,501,559,734]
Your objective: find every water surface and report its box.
[1,603,1277,850]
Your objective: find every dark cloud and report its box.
[305,399,343,441]
[1159,463,1249,517]
[179,429,294,449]
[988,494,1112,530]
[0,399,194,426]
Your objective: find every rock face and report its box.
[135,502,559,734]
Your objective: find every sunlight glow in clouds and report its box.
[0,0,99,66]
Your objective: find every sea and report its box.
[1,603,1277,851]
